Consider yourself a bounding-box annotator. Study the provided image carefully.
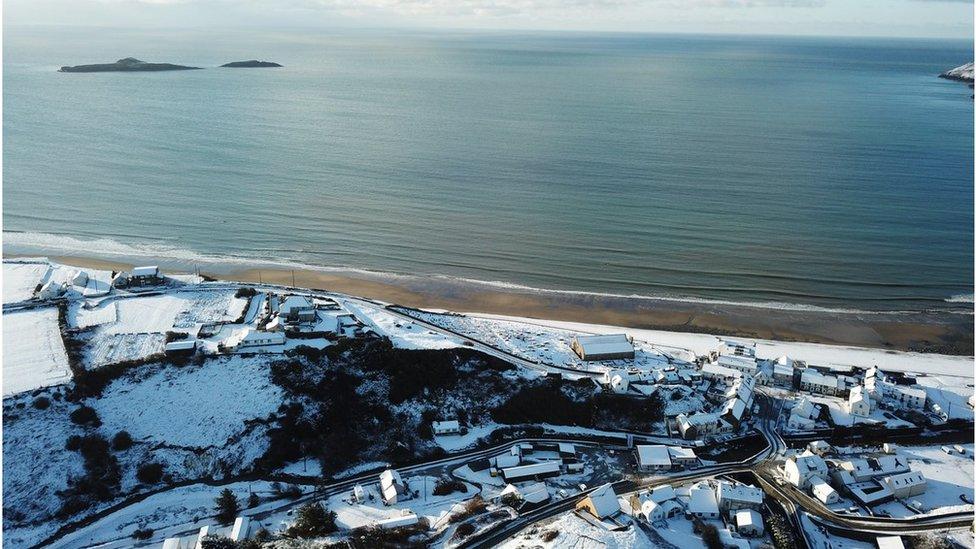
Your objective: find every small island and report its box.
[220,60,282,68]
[59,57,200,73]
[939,62,974,83]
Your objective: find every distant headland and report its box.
[939,62,974,84]
[221,60,282,68]
[59,57,201,73]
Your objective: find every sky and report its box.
[2,0,974,39]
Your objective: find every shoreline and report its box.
[18,253,974,355]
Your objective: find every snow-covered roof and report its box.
[164,339,196,351]
[718,481,763,506]
[573,334,633,356]
[876,536,906,549]
[583,483,620,518]
[230,517,250,541]
[379,469,402,489]
[280,295,314,314]
[519,482,550,504]
[722,398,747,421]
[791,451,827,475]
[376,513,419,529]
[734,509,761,529]
[810,476,837,502]
[131,265,159,277]
[558,443,576,455]
[801,370,841,388]
[668,447,697,461]
[689,486,719,515]
[719,340,756,358]
[636,445,672,467]
[501,461,560,480]
[717,355,757,372]
[240,329,285,345]
[701,362,741,379]
[647,484,676,503]
[432,420,459,431]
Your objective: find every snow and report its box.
[3,260,50,303]
[324,474,476,531]
[2,307,73,396]
[93,356,284,448]
[342,300,461,350]
[896,444,974,515]
[915,374,975,420]
[500,513,653,548]
[69,300,119,329]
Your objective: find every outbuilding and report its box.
[571,334,635,361]
[734,509,764,536]
[432,420,461,436]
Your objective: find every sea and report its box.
[3,27,973,313]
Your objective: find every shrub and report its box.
[165,331,189,343]
[112,431,134,451]
[33,396,51,410]
[288,502,338,538]
[136,462,165,484]
[432,477,467,496]
[132,528,154,540]
[235,287,257,298]
[69,405,101,426]
[248,492,260,508]
[542,530,559,542]
[455,522,475,538]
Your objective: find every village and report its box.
[2,257,974,549]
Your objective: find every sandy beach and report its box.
[22,254,972,355]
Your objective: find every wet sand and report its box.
[27,254,975,355]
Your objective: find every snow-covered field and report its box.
[343,300,461,350]
[3,260,51,303]
[94,356,284,449]
[500,513,652,549]
[3,307,73,396]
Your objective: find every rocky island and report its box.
[220,60,282,68]
[939,62,974,83]
[59,57,200,72]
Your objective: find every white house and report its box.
[676,413,732,440]
[792,397,818,419]
[847,386,871,417]
[352,484,366,503]
[130,265,162,284]
[716,481,763,513]
[668,447,698,468]
[785,451,828,489]
[887,385,927,409]
[772,356,795,385]
[688,484,720,519]
[279,295,316,323]
[70,269,89,286]
[432,420,461,436]
[807,440,832,456]
[800,370,844,396]
[719,340,756,358]
[809,476,839,504]
[379,469,407,505]
[500,482,550,505]
[376,512,420,530]
[37,280,66,300]
[734,509,764,536]
[880,471,927,498]
[700,363,741,383]
[237,329,286,348]
[787,414,816,431]
[835,456,910,483]
[717,355,759,376]
[571,334,635,361]
[635,445,672,472]
[501,461,561,483]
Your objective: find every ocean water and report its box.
[3,28,973,312]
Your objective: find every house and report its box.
[37,280,66,300]
[807,440,832,456]
[576,483,620,519]
[688,484,720,519]
[279,295,316,323]
[772,356,795,385]
[847,386,872,417]
[835,456,910,483]
[809,476,839,504]
[792,397,818,419]
[724,376,756,405]
[130,265,162,285]
[734,509,764,536]
[237,329,286,348]
[717,355,759,376]
[571,334,635,361]
[432,420,461,436]
[492,453,521,470]
[700,363,741,383]
[501,461,561,483]
[379,469,408,505]
[887,385,926,409]
[716,481,763,513]
[635,445,672,472]
[558,443,577,459]
[376,512,420,530]
[882,443,898,454]
[230,517,250,541]
[800,370,844,396]
[668,447,698,468]
[676,413,732,440]
[880,471,926,498]
[608,372,630,393]
[719,340,756,358]
[721,398,749,425]
[784,451,828,489]
[70,269,89,286]
[847,481,894,506]
[787,414,816,430]
[164,339,197,356]
[500,482,551,505]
